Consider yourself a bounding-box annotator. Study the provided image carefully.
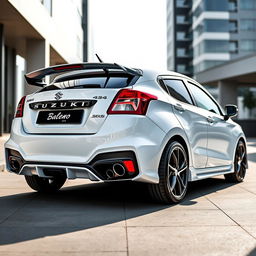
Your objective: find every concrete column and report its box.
[218,80,238,108]
[0,24,5,136]
[25,39,50,95]
[5,47,16,132]
[82,0,88,62]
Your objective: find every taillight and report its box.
[107,89,157,115]
[15,96,26,118]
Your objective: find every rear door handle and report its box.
[174,103,185,112]
[207,116,214,123]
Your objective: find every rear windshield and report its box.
[40,74,138,92]
[77,77,130,88]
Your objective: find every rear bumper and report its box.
[5,115,166,183]
[6,149,139,182]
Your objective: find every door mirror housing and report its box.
[224,104,238,120]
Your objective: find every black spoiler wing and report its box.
[24,62,142,86]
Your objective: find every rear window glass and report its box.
[41,75,135,92]
[77,77,130,88]
[106,77,130,88]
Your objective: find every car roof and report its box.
[51,67,194,86]
[136,69,193,83]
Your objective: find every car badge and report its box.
[55,92,63,100]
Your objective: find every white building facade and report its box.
[0,0,85,135]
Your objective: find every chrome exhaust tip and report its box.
[105,163,126,179]
[106,169,115,179]
[9,156,21,172]
[113,163,126,177]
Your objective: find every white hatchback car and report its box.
[5,63,248,203]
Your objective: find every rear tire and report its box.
[148,141,189,204]
[225,140,247,183]
[25,175,66,192]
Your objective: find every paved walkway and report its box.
[0,139,256,255]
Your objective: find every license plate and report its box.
[36,110,84,124]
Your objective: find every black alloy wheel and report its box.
[148,141,189,204]
[225,140,247,182]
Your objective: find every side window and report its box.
[163,79,193,105]
[187,82,222,115]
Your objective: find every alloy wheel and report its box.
[234,142,246,181]
[167,146,188,199]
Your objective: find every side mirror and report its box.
[224,104,238,120]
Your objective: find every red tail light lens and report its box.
[15,96,26,118]
[107,89,157,115]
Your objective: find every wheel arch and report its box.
[159,133,192,180]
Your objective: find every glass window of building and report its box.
[240,40,256,52]
[228,0,237,11]
[195,20,232,36]
[177,48,187,57]
[229,20,238,33]
[177,64,187,73]
[177,32,186,40]
[163,80,193,105]
[204,19,229,32]
[204,0,229,11]
[203,40,229,53]
[176,0,187,7]
[176,15,186,24]
[240,0,256,9]
[240,19,256,31]
[229,41,238,53]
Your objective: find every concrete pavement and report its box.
[0,139,256,255]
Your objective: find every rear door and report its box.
[185,81,233,167]
[161,78,208,169]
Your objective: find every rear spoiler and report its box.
[24,62,143,87]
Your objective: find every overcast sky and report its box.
[88,0,167,70]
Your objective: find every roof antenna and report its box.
[95,53,103,63]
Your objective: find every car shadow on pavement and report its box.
[248,248,256,256]
[248,152,256,163]
[0,177,235,245]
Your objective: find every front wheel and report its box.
[225,140,247,183]
[148,141,189,204]
[25,175,66,192]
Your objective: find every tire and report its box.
[148,141,189,204]
[25,175,66,192]
[225,140,247,183]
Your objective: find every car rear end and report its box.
[5,63,166,184]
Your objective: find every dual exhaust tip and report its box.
[9,156,22,172]
[106,163,126,179]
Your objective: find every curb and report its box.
[0,162,5,172]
